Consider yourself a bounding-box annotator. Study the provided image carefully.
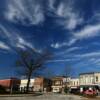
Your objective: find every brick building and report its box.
[0,78,20,92]
[33,77,52,92]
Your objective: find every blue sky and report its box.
[0,0,100,78]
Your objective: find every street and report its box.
[0,93,99,100]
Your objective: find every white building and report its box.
[94,72,100,85]
[79,72,100,93]
[63,77,71,87]
[79,72,100,86]
[20,79,35,92]
[70,78,79,89]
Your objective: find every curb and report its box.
[0,94,43,97]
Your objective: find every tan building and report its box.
[52,77,63,93]
[51,76,71,93]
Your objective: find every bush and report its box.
[64,87,69,93]
[0,85,6,94]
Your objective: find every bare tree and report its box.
[15,49,52,93]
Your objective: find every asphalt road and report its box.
[0,93,99,100]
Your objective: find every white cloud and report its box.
[48,0,56,10]
[49,1,83,30]
[66,24,100,46]
[48,1,100,46]
[17,36,35,50]
[4,0,83,29]
[57,3,83,30]
[0,41,11,51]
[67,38,77,46]
[51,38,77,49]
[0,24,40,52]
[47,59,73,63]
[16,43,26,50]
[51,42,71,49]
[54,46,81,56]
[93,59,100,64]
[66,47,81,53]
[5,0,44,26]
[0,24,12,39]
[75,51,100,58]
[51,43,61,49]
[74,24,100,39]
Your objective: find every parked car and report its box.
[52,87,62,93]
[84,89,97,96]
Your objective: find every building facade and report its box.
[79,72,100,93]
[70,78,79,88]
[63,77,71,88]
[68,78,80,93]
[20,79,35,92]
[52,77,63,93]
[0,78,20,92]
[94,72,100,85]
[79,72,100,86]
[51,76,73,93]
[33,77,52,92]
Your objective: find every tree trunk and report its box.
[26,73,31,93]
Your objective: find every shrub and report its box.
[64,87,69,93]
[0,85,6,94]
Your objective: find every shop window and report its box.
[96,76,98,82]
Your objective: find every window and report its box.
[55,81,61,85]
[77,81,79,85]
[96,76,98,82]
[74,82,75,86]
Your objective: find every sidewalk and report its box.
[0,93,43,97]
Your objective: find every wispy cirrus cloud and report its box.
[0,41,11,51]
[48,0,83,30]
[48,0,56,10]
[4,0,44,26]
[76,51,100,58]
[4,0,83,30]
[56,3,83,30]
[51,38,77,49]
[74,24,100,39]
[47,50,100,64]
[54,46,82,57]
[79,51,100,59]
[47,58,78,63]
[0,24,38,52]
[16,36,36,50]
[51,43,61,49]
[65,47,82,53]
[67,24,100,45]
[48,1,100,47]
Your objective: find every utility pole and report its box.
[10,79,13,94]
